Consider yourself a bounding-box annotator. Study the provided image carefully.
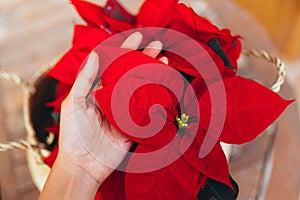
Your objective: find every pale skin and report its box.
[39,32,168,200]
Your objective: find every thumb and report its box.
[70,51,99,99]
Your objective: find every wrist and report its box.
[40,155,102,200]
[54,158,100,186]
[55,153,112,185]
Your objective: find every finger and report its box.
[159,56,169,65]
[70,51,99,99]
[142,40,163,58]
[120,32,143,50]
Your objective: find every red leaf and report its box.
[164,43,225,81]
[71,0,106,27]
[101,51,167,86]
[125,142,207,199]
[96,170,126,200]
[46,96,64,113]
[98,50,185,107]
[46,50,89,85]
[56,82,72,99]
[45,121,60,135]
[137,0,178,27]
[46,83,71,113]
[102,13,133,33]
[199,76,294,144]
[72,25,110,51]
[43,146,58,167]
[173,4,221,42]
[218,30,242,69]
[95,81,178,146]
[181,127,233,189]
[171,4,241,69]
[105,0,136,24]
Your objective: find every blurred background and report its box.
[0,0,299,199]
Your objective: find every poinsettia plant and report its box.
[43,0,293,199]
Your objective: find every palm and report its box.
[57,32,167,183]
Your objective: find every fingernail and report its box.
[130,32,143,40]
[149,40,163,50]
[160,56,169,65]
[126,32,143,44]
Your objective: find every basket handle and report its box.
[242,49,285,93]
[0,139,39,152]
[0,49,286,152]
[0,71,36,94]
[0,71,38,152]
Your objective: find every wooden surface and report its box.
[0,0,299,199]
[233,0,300,60]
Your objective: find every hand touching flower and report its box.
[58,31,168,182]
[40,32,168,200]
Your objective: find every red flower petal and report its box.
[181,127,232,189]
[102,13,133,33]
[137,0,178,27]
[96,170,126,200]
[164,43,225,81]
[98,49,185,108]
[222,66,237,79]
[173,4,221,41]
[56,82,72,98]
[72,25,110,51]
[43,146,58,167]
[95,82,178,146]
[45,122,59,135]
[71,0,106,27]
[199,76,294,144]
[170,4,241,69]
[125,143,207,199]
[46,83,71,113]
[95,50,187,145]
[217,30,242,69]
[105,0,136,24]
[46,50,89,85]
[100,51,174,86]
[46,97,62,113]
[72,0,134,33]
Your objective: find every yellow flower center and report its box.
[176,113,189,128]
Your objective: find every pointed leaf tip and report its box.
[200,76,294,144]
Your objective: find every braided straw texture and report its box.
[242,49,285,93]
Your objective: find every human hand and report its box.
[57,32,168,184]
[39,32,168,200]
